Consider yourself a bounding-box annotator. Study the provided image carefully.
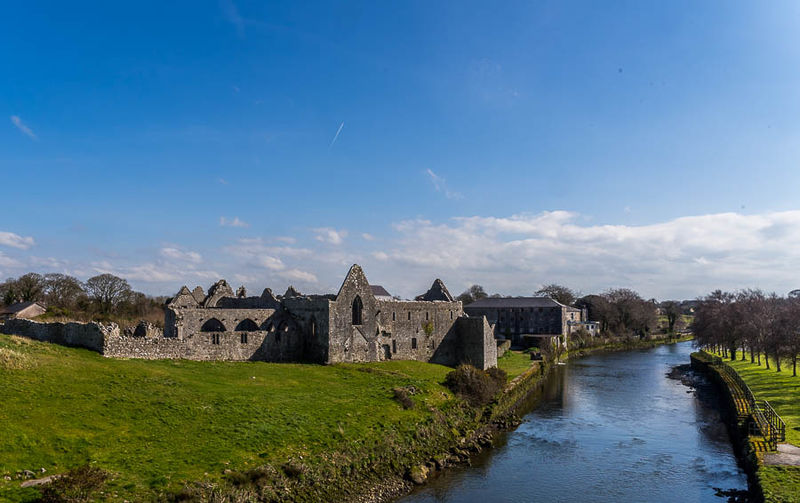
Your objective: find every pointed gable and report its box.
[168,286,200,308]
[283,286,302,298]
[335,264,370,301]
[415,279,454,302]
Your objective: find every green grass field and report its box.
[496,350,534,380]
[723,356,800,446]
[0,333,481,501]
[712,354,800,502]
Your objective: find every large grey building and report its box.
[463,297,597,347]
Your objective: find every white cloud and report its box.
[278,268,318,284]
[276,236,296,244]
[160,247,202,264]
[362,233,374,241]
[314,227,347,245]
[0,252,23,268]
[373,210,800,299]
[220,216,249,228]
[258,255,285,270]
[10,116,37,140]
[90,260,219,284]
[29,256,69,269]
[0,231,35,250]
[425,169,462,200]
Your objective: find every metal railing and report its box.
[702,351,786,449]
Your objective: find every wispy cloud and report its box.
[160,247,202,264]
[220,0,245,37]
[362,233,375,241]
[314,227,347,245]
[329,122,344,148]
[217,178,229,185]
[0,231,35,250]
[425,169,462,200]
[279,268,318,284]
[220,216,249,228]
[10,116,37,140]
[376,210,800,299]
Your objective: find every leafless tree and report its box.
[456,285,488,305]
[535,284,577,306]
[43,273,86,309]
[85,274,132,314]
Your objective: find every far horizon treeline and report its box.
[457,283,688,338]
[693,289,800,377]
[0,272,167,328]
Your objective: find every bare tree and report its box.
[535,284,576,306]
[456,285,488,305]
[85,274,132,314]
[43,273,86,309]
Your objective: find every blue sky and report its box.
[3,1,800,300]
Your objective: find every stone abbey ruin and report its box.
[2,265,498,370]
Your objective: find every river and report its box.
[397,341,748,502]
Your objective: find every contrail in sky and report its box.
[329,122,344,147]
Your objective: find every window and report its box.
[352,295,363,325]
[425,312,429,321]
[392,340,397,353]
[201,318,226,332]
[407,312,411,320]
[240,333,248,344]
[450,311,453,320]
[235,319,259,332]
[412,337,417,349]
[211,334,220,344]
[392,311,396,321]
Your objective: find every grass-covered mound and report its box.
[0,334,505,502]
[715,356,800,502]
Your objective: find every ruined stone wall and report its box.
[103,331,273,360]
[455,316,498,370]
[158,306,305,362]
[1,318,117,352]
[281,297,330,364]
[326,266,382,363]
[377,300,463,364]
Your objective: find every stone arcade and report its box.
[119,264,496,369]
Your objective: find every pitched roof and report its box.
[1,301,45,314]
[465,297,566,309]
[370,285,392,298]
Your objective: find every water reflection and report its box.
[397,341,747,503]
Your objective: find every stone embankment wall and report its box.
[1,318,117,352]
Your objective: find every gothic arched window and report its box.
[352,296,363,325]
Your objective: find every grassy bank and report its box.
[0,334,484,502]
[702,351,800,503]
[0,333,690,502]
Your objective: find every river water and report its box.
[398,341,748,503]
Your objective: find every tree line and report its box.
[694,289,800,376]
[457,283,670,338]
[0,272,167,326]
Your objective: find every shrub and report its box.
[38,466,108,503]
[443,364,506,407]
[393,387,415,409]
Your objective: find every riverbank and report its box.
[691,351,800,503]
[0,333,691,502]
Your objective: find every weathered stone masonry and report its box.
[2,265,498,370]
